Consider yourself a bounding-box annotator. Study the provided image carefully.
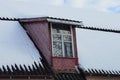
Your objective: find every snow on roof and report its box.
[0,20,40,67]
[77,29,120,71]
[0,1,120,71]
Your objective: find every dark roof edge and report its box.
[19,16,83,26]
[78,26,120,33]
[0,16,120,34]
[84,68,120,76]
[0,60,53,76]
[0,17,19,21]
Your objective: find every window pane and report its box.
[64,42,73,57]
[61,29,71,34]
[53,42,63,57]
[52,28,60,33]
[52,23,71,34]
[63,35,72,41]
[53,34,62,41]
[52,23,74,58]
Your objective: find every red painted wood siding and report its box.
[72,26,78,65]
[21,22,51,64]
[52,57,77,72]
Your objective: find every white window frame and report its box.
[51,23,75,58]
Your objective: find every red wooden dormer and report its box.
[20,17,83,72]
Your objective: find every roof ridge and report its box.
[0,16,120,34]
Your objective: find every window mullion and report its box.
[62,34,65,57]
[71,26,74,57]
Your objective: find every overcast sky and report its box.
[12,0,120,14]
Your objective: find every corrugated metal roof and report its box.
[45,16,82,23]
[19,16,83,26]
[85,68,120,76]
[0,16,83,26]
[0,17,19,21]
[77,66,120,77]
[0,16,81,23]
[77,26,120,33]
[1,16,120,34]
[19,16,82,23]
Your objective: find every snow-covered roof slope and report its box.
[77,29,120,71]
[0,20,40,67]
[0,0,120,72]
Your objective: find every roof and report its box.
[0,20,40,67]
[0,18,85,80]
[56,72,85,80]
[19,16,83,26]
[0,60,53,79]
[0,1,120,76]
[77,29,120,74]
[84,68,120,76]
[77,66,120,77]
[0,20,55,79]
[1,17,120,33]
[0,16,120,76]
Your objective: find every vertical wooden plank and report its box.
[72,26,78,65]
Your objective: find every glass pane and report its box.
[53,34,62,41]
[61,29,71,34]
[64,42,73,57]
[63,35,72,41]
[53,42,63,57]
[52,28,60,33]
[52,23,71,34]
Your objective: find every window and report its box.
[51,23,74,58]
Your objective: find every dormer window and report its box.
[20,17,79,71]
[51,23,74,58]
